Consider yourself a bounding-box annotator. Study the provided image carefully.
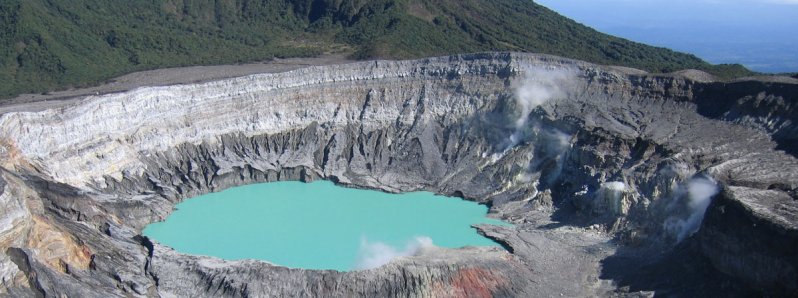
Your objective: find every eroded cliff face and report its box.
[0,52,795,297]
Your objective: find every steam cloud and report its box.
[512,66,574,130]
[602,181,627,192]
[598,181,627,215]
[664,175,720,242]
[489,65,576,161]
[525,127,572,184]
[354,236,434,270]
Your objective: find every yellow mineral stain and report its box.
[27,216,92,273]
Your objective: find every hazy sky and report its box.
[535,0,798,72]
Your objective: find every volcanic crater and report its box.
[0,53,796,297]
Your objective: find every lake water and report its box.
[142,181,508,271]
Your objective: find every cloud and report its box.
[354,236,434,270]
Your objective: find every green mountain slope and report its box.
[0,0,752,99]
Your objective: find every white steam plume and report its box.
[489,66,576,162]
[663,176,720,242]
[598,181,628,215]
[354,236,434,270]
[526,127,572,183]
[512,66,575,130]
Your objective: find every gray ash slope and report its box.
[0,52,796,297]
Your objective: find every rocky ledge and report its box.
[0,52,795,297]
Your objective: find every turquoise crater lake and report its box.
[143,181,508,271]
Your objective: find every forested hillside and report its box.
[0,0,752,98]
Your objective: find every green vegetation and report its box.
[0,0,753,99]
